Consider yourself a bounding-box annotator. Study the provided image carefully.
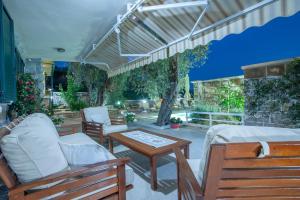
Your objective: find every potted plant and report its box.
[125,112,136,123]
[170,117,183,129]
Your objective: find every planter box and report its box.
[170,123,180,129]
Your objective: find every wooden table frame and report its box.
[109,128,191,190]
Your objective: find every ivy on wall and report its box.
[245,59,300,127]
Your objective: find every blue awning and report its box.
[189,11,300,81]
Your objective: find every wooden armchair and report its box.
[175,141,300,200]
[0,118,132,200]
[81,107,127,144]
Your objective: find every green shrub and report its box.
[193,101,221,112]
[125,112,136,123]
[60,75,87,111]
[14,73,64,126]
[170,117,183,124]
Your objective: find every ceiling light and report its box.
[55,47,66,53]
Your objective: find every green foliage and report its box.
[51,115,64,126]
[15,73,39,115]
[59,75,87,111]
[246,59,300,120]
[69,63,108,106]
[216,81,245,113]
[125,112,136,123]
[106,72,129,105]
[14,73,64,125]
[106,45,209,104]
[170,117,183,124]
[193,101,221,112]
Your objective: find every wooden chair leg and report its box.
[99,136,104,144]
[117,164,126,200]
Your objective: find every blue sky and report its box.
[189,11,300,81]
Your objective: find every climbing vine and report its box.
[245,59,300,123]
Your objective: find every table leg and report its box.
[150,156,158,190]
[184,145,190,159]
[109,138,114,153]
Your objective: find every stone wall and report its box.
[243,59,300,128]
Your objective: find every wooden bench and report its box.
[175,141,300,200]
[0,117,132,200]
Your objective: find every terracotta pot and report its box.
[170,123,180,129]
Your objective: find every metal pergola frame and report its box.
[79,59,110,69]
[82,0,277,70]
[137,0,208,12]
[115,15,150,57]
[124,0,277,68]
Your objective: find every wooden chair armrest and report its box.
[9,158,131,200]
[82,120,103,127]
[174,148,203,199]
[110,117,126,125]
[57,124,81,136]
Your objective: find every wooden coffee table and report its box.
[109,128,191,190]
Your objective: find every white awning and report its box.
[82,0,300,77]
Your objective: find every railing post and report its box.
[185,110,189,123]
[209,113,212,127]
[241,115,245,125]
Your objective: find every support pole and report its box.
[188,6,208,40]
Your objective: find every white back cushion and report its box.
[0,116,68,183]
[84,106,111,126]
[199,125,300,185]
[20,113,59,138]
[59,133,110,165]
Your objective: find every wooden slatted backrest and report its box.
[80,109,86,122]
[0,116,26,189]
[203,141,300,199]
[175,148,203,200]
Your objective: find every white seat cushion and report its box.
[0,116,69,184]
[59,133,110,165]
[198,125,300,185]
[59,133,134,185]
[103,125,128,135]
[84,106,111,126]
[187,159,201,184]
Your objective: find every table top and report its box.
[109,128,191,157]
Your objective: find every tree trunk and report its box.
[88,85,93,106]
[97,88,105,106]
[156,55,179,126]
[96,79,108,106]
